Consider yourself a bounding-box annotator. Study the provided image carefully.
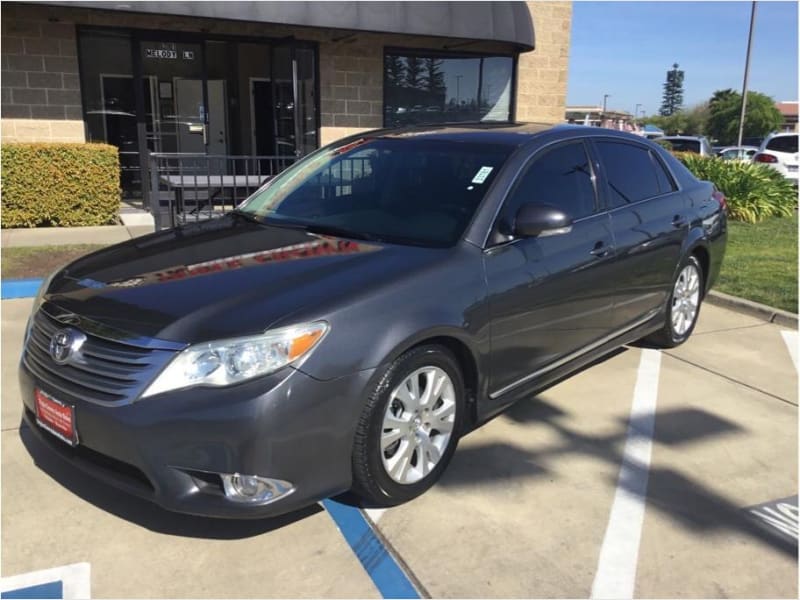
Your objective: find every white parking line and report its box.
[591,349,661,600]
[781,330,798,373]
[364,507,388,523]
[0,562,91,599]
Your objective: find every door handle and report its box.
[672,215,688,228]
[590,242,611,258]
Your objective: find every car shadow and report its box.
[440,393,795,558]
[18,423,322,539]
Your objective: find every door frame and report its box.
[249,76,271,155]
[77,25,321,211]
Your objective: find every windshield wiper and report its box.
[263,219,384,243]
[230,209,267,225]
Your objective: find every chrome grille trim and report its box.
[23,309,177,406]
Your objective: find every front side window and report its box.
[239,138,513,247]
[502,142,597,224]
[597,141,665,207]
[384,51,514,127]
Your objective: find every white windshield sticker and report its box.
[471,166,494,184]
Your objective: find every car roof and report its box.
[658,135,706,140]
[358,122,653,148]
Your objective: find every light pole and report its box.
[737,1,757,147]
[634,103,642,121]
[456,75,463,107]
[602,94,610,126]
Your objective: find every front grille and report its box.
[23,310,175,405]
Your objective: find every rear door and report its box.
[592,139,688,329]
[484,140,618,399]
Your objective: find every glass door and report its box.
[271,43,318,157]
[137,38,206,157]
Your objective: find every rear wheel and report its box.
[351,345,465,506]
[646,254,704,348]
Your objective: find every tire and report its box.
[351,344,466,506]
[646,254,704,348]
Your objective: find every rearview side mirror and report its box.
[514,203,573,238]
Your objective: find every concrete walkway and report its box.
[1,225,154,248]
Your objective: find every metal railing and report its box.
[147,152,298,229]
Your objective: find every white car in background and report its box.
[753,133,799,184]
[717,146,759,162]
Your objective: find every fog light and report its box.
[220,473,294,504]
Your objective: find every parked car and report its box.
[656,135,714,156]
[753,133,799,184]
[20,124,727,518]
[717,146,759,161]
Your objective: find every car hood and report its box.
[43,216,443,344]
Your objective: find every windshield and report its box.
[238,137,513,247]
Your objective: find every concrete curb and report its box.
[707,290,798,328]
[1,225,154,248]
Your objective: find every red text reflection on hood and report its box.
[106,238,374,289]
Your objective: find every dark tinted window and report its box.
[241,138,513,247]
[651,151,677,194]
[597,141,663,207]
[661,138,701,153]
[383,52,514,127]
[503,142,596,222]
[766,135,798,153]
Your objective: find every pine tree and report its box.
[423,58,446,93]
[384,55,405,88]
[659,63,685,116]
[404,56,424,89]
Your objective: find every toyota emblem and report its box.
[49,328,86,365]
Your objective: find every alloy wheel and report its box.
[671,263,701,336]
[380,366,457,484]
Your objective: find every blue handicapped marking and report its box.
[1,278,43,300]
[1,581,63,599]
[322,499,419,599]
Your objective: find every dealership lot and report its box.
[2,297,797,598]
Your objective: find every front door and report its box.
[137,39,210,156]
[484,140,618,401]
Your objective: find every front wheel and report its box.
[646,254,704,348]
[351,345,465,506]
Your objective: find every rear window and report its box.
[766,135,798,154]
[662,139,701,153]
[597,141,666,207]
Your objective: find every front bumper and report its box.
[19,361,376,519]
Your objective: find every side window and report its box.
[503,141,596,224]
[650,150,677,194]
[597,141,663,208]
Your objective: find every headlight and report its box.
[142,321,328,398]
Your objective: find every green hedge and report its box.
[675,152,797,223]
[1,143,120,227]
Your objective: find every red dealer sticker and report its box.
[34,388,77,446]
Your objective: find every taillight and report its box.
[754,153,778,163]
[712,189,728,213]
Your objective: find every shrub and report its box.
[675,152,797,223]
[1,143,120,227]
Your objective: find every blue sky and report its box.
[567,1,799,115]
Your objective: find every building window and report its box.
[383,50,514,127]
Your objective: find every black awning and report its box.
[39,1,535,51]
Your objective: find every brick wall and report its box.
[1,5,84,141]
[0,2,573,145]
[517,1,572,124]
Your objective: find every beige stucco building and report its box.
[1,1,571,208]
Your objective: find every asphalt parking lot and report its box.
[1,296,797,598]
